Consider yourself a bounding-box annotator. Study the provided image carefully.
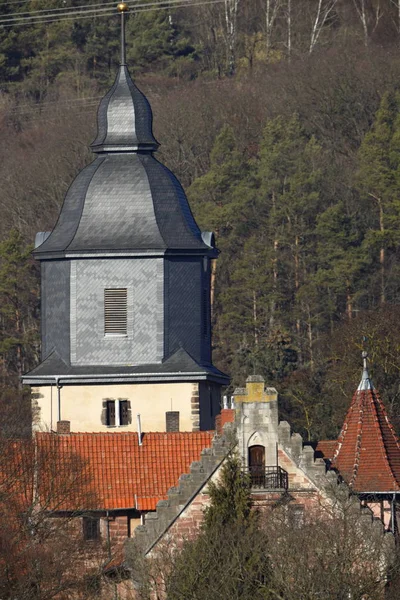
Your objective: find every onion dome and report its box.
[90,65,159,153]
[331,352,400,493]
[34,4,215,259]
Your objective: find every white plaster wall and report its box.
[32,382,198,433]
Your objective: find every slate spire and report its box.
[26,2,229,393]
[34,3,213,258]
[357,350,374,391]
[119,2,128,66]
[91,3,159,154]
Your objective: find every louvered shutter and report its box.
[106,400,115,427]
[119,400,130,426]
[104,288,127,335]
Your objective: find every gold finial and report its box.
[117,2,129,12]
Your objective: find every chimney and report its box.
[216,408,235,434]
[56,420,70,435]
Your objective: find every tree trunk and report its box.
[309,0,338,54]
[210,258,217,316]
[307,305,314,369]
[294,234,301,345]
[265,0,281,55]
[353,0,369,46]
[378,199,385,305]
[224,0,240,76]
[270,192,278,329]
[346,282,352,320]
[253,289,258,346]
[287,0,292,62]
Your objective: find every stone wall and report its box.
[128,433,231,557]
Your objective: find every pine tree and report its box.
[0,230,39,385]
[202,451,253,529]
[357,91,400,306]
[126,7,197,76]
[256,115,323,366]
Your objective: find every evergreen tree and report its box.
[315,201,367,323]
[165,452,273,600]
[126,8,197,76]
[357,91,400,306]
[0,230,39,385]
[256,115,323,365]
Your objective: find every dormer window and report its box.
[104,288,127,336]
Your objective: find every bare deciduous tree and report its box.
[353,0,384,46]
[224,0,240,76]
[309,0,339,53]
[265,0,282,54]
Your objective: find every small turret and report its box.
[332,351,400,492]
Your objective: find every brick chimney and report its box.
[215,409,235,434]
[56,420,71,434]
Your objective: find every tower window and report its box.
[104,288,128,335]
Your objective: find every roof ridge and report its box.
[332,391,358,463]
[350,393,364,487]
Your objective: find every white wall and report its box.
[32,382,199,433]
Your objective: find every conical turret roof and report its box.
[332,352,400,492]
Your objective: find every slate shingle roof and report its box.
[331,357,400,493]
[34,65,214,258]
[35,431,214,511]
[23,347,229,385]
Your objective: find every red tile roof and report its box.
[315,440,337,460]
[331,379,400,493]
[35,431,214,511]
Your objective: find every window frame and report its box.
[82,516,100,542]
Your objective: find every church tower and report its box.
[23,4,229,433]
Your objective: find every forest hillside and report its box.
[2,0,400,440]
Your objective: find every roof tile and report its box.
[332,385,400,493]
[35,431,214,511]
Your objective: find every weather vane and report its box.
[117,2,129,66]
